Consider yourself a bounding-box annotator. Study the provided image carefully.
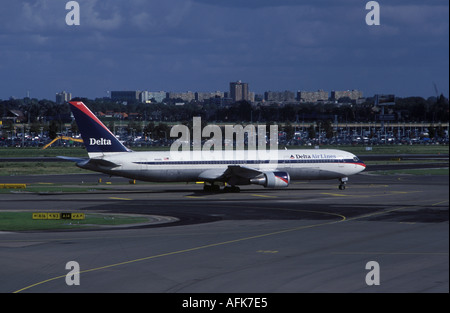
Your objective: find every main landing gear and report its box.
[223,186,241,193]
[338,177,348,190]
[203,183,240,193]
[203,184,220,192]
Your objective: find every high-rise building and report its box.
[148,91,167,103]
[140,91,150,103]
[264,90,296,102]
[195,91,224,102]
[297,90,328,103]
[55,91,72,104]
[167,91,195,102]
[331,90,363,101]
[230,81,249,102]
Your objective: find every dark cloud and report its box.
[0,0,448,99]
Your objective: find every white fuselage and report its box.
[83,149,365,183]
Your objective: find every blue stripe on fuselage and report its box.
[132,159,365,166]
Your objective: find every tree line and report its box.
[1,94,448,126]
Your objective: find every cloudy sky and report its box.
[0,0,448,100]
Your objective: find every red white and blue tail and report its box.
[69,101,131,157]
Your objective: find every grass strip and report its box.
[1,145,448,158]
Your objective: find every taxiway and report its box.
[0,173,448,293]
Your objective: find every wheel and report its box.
[339,184,346,190]
[224,186,240,193]
[231,186,241,193]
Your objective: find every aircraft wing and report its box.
[224,165,263,179]
[198,165,263,182]
[197,169,228,181]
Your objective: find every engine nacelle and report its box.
[250,171,290,188]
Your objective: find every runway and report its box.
[0,173,448,294]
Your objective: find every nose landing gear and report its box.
[338,177,348,190]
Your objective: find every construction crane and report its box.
[433,82,439,98]
[42,136,84,149]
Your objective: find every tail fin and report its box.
[69,101,131,156]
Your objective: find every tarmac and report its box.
[0,171,448,293]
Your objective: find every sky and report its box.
[0,0,448,100]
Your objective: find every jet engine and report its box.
[250,171,290,188]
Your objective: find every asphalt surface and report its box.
[0,171,448,294]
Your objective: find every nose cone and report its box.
[353,155,366,173]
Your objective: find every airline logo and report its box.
[274,172,289,184]
[89,138,112,146]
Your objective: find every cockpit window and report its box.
[353,157,359,162]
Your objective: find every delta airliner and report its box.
[61,101,366,192]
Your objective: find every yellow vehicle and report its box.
[42,136,84,149]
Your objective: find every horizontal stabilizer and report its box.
[57,155,120,169]
[57,156,88,163]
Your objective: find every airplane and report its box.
[61,101,366,192]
